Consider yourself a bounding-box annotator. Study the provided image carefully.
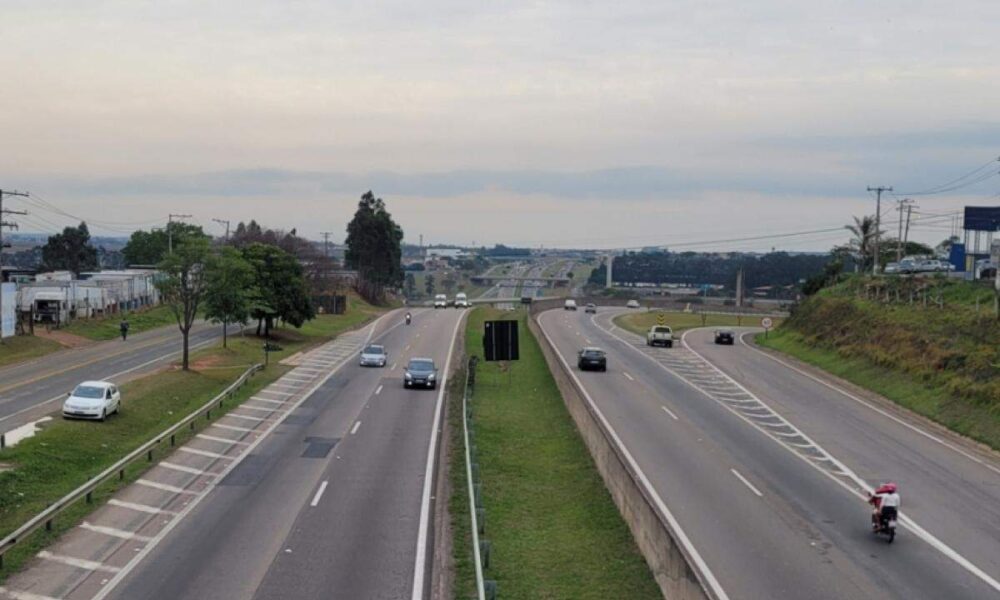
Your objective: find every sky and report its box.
[2,0,999,251]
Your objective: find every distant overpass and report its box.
[470,275,570,284]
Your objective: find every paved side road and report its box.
[0,322,226,434]
[538,308,1000,599]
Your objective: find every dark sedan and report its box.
[577,347,607,371]
[714,329,735,345]
[404,357,438,389]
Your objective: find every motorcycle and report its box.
[871,508,897,543]
[405,313,412,325]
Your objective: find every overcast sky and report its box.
[2,1,998,251]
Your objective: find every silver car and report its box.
[359,344,388,367]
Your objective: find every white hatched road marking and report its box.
[179,447,233,460]
[237,404,277,413]
[212,423,257,433]
[375,385,383,395]
[256,389,294,397]
[80,522,153,542]
[197,433,249,445]
[350,421,361,435]
[37,551,120,573]
[159,461,211,476]
[224,413,265,422]
[136,479,199,495]
[661,405,679,420]
[249,396,286,405]
[107,499,176,516]
[0,586,61,600]
[622,372,634,381]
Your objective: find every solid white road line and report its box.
[80,522,153,542]
[375,385,383,396]
[310,481,329,507]
[730,469,764,497]
[37,551,120,573]
[661,405,679,421]
[107,499,176,516]
[411,312,466,600]
[623,372,635,381]
[159,461,211,476]
[350,421,361,435]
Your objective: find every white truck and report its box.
[434,294,448,309]
[455,292,469,308]
[646,325,674,348]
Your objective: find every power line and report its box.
[896,156,1000,196]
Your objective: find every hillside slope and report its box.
[759,276,1000,449]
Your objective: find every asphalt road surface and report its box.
[538,307,1000,600]
[104,307,466,600]
[0,322,226,433]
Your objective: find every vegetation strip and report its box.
[455,307,659,599]
[614,310,784,337]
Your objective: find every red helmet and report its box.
[876,482,898,494]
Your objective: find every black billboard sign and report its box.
[483,320,519,362]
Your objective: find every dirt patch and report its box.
[32,328,93,349]
[189,354,225,370]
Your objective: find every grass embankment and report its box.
[0,298,386,580]
[614,310,783,337]
[758,277,1000,450]
[451,307,659,599]
[61,304,178,341]
[0,336,63,368]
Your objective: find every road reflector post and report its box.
[485,580,497,600]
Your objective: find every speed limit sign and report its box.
[761,317,773,330]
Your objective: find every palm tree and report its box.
[845,215,880,272]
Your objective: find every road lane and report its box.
[686,326,1000,582]
[104,307,465,600]
[538,308,998,599]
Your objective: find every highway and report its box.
[87,307,465,600]
[537,307,1000,599]
[0,322,226,434]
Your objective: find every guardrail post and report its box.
[207,409,211,420]
[474,483,483,508]
[476,508,486,534]
[85,491,92,504]
[479,539,491,569]
[119,468,125,481]
[147,450,153,462]
[485,580,497,600]
[170,434,176,447]
[45,519,52,532]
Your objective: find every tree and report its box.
[344,191,404,300]
[203,247,255,348]
[844,216,881,272]
[122,223,207,265]
[40,222,99,275]
[242,243,315,337]
[404,272,417,298]
[157,235,211,370]
[425,273,436,296]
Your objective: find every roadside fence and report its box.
[463,356,498,600]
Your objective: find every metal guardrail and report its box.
[463,357,497,600]
[0,362,263,568]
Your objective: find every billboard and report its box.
[963,206,1000,231]
[483,320,519,362]
[1,283,15,338]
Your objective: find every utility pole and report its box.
[167,213,192,254]
[212,218,231,243]
[320,231,333,258]
[895,198,914,261]
[867,186,892,274]
[902,202,916,250]
[0,189,29,343]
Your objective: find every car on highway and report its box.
[577,347,607,371]
[520,296,533,304]
[714,329,735,345]
[884,262,901,274]
[626,299,641,308]
[584,303,597,314]
[564,299,577,311]
[404,357,438,389]
[455,292,469,308]
[359,344,387,367]
[646,325,674,347]
[433,294,447,309]
[63,380,121,421]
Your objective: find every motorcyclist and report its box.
[405,312,412,325]
[868,482,900,530]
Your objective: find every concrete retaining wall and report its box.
[528,311,713,600]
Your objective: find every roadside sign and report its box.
[761,317,773,330]
[656,312,665,326]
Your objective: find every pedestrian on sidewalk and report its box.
[120,318,130,341]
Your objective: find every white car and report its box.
[455,292,469,308]
[434,294,448,309]
[564,299,578,311]
[63,380,121,421]
[626,299,641,308]
[359,344,387,367]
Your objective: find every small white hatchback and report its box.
[63,380,121,421]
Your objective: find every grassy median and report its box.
[614,309,782,337]
[0,336,63,368]
[453,307,659,599]
[61,305,179,341]
[0,300,386,581]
